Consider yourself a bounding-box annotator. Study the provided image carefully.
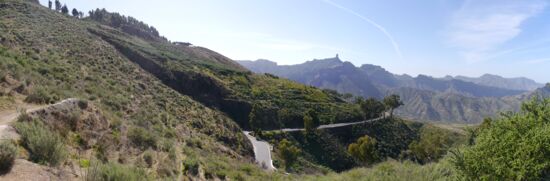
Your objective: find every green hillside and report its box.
[0,0,364,179]
[0,0,276,179]
[2,0,547,180]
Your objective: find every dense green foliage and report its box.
[278,139,301,170]
[303,110,320,133]
[383,94,403,117]
[348,135,379,164]
[406,126,457,164]
[0,141,17,173]
[452,98,550,180]
[15,119,67,166]
[357,97,385,119]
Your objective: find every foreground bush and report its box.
[128,127,158,150]
[0,141,17,173]
[15,120,67,166]
[452,98,550,180]
[348,135,379,165]
[23,87,59,104]
[86,161,151,181]
[303,158,457,181]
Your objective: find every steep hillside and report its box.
[0,0,292,179]
[0,0,381,179]
[86,19,363,130]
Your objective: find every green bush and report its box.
[86,161,151,181]
[142,151,153,168]
[407,126,455,164]
[278,139,300,170]
[452,98,550,180]
[0,141,17,173]
[183,156,200,176]
[24,87,59,104]
[127,127,157,149]
[15,120,67,166]
[348,135,379,165]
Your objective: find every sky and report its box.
[39,0,550,83]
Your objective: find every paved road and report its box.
[243,131,276,171]
[244,113,388,170]
[278,113,388,132]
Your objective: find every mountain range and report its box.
[238,57,548,123]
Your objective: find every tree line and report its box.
[45,0,165,41]
[47,0,83,18]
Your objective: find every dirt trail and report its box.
[0,104,46,125]
[0,103,47,140]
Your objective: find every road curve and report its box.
[243,131,276,171]
[244,113,388,170]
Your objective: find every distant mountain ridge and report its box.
[238,57,546,123]
[448,74,543,91]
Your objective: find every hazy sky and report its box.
[39,0,550,83]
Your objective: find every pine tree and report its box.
[48,0,52,9]
[72,8,79,17]
[54,0,61,12]
[61,5,69,15]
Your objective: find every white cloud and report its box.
[447,0,547,62]
[322,0,403,59]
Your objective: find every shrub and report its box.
[15,120,67,166]
[127,127,157,149]
[142,151,153,168]
[452,98,550,180]
[407,126,454,164]
[24,87,59,104]
[348,135,379,165]
[0,141,17,173]
[278,139,300,170]
[183,156,200,176]
[79,159,90,168]
[86,161,151,181]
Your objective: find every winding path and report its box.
[243,113,388,170]
[0,98,77,140]
[243,131,276,171]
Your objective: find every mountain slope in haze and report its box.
[450,74,543,91]
[238,58,542,123]
[239,58,525,98]
[240,57,381,98]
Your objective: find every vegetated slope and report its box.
[0,1,285,179]
[260,117,465,174]
[86,13,363,130]
[238,58,541,123]
[391,88,519,123]
[451,74,543,91]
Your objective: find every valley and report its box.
[239,57,548,123]
[0,0,548,180]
